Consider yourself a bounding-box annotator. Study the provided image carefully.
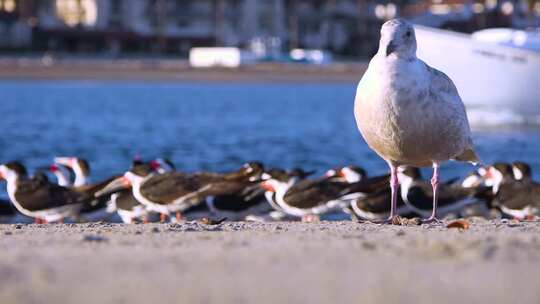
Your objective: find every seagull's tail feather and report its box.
[454,148,482,166]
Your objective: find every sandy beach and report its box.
[0,58,366,82]
[0,219,539,304]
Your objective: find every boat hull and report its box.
[414,25,540,116]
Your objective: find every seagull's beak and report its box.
[386,40,397,56]
[95,176,131,197]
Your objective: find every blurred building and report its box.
[0,0,538,57]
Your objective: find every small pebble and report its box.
[200,217,227,225]
[82,234,107,243]
[507,220,521,227]
[447,219,470,230]
[362,242,376,250]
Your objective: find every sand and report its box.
[0,58,366,82]
[0,219,539,304]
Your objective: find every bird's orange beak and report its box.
[94,175,131,197]
[121,176,131,187]
[485,168,493,179]
[260,181,275,192]
[0,172,4,180]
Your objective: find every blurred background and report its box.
[0,0,537,57]
[0,0,539,180]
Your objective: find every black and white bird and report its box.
[323,166,411,221]
[105,158,176,223]
[397,167,490,218]
[488,162,540,220]
[325,166,367,183]
[0,161,94,223]
[54,157,91,187]
[260,169,364,222]
[48,163,74,187]
[99,162,264,223]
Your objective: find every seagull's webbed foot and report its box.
[422,216,443,225]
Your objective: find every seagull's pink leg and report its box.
[426,163,441,223]
[387,163,399,222]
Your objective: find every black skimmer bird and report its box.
[100,162,264,223]
[52,157,124,215]
[105,158,176,224]
[260,169,362,222]
[107,189,148,224]
[207,166,302,221]
[323,168,411,221]
[512,161,532,182]
[0,161,95,223]
[0,198,16,222]
[488,162,540,220]
[348,186,413,221]
[47,163,73,187]
[325,166,367,183]
[397,167,490,218]
[54,157,90,187]
[206,184,269,220]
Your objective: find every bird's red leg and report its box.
[175,212,182,222]
[143,216,149,224]
[425,163,442,223]
[34,218,41,224]
[160,213,167,223]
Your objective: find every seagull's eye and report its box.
[406,31,411,37]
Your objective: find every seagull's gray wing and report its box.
[423,61,480,164]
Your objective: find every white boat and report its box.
[414,25,540,126]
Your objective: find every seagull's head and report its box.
[379,18,416,59]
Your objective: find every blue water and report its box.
[1,80,540,184]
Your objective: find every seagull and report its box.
[354,18,480,223]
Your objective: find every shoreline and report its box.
[1,220,539,304]
[0,58,367,82]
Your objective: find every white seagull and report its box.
[354,18,480,223]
